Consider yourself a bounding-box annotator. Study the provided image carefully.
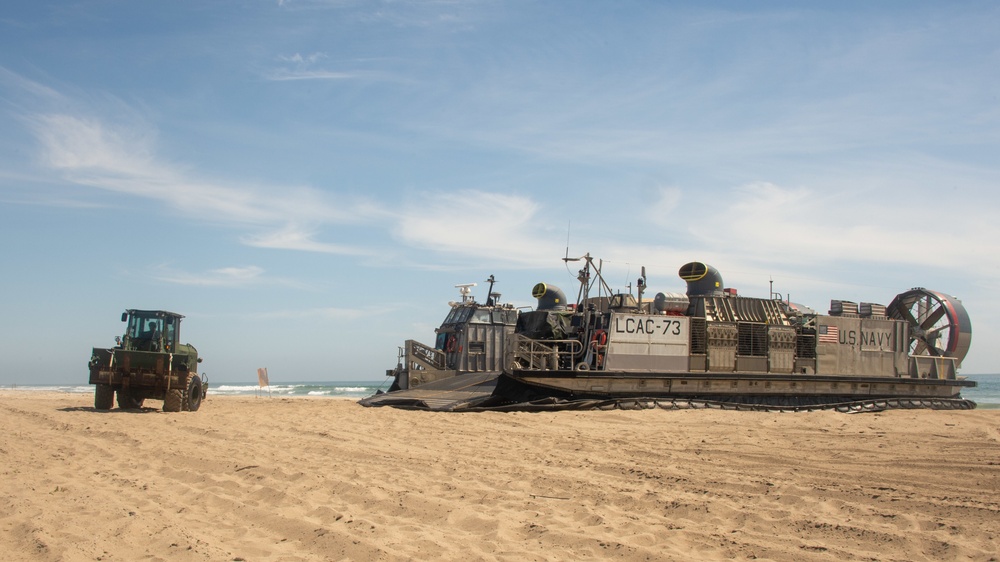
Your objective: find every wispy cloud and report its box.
[390,189,563,268]
[263,51,399,82]
[16,93,378,255]
[0,67,63,102]
[8,71,563,268]
[0,194,108,209]
[150,264,311,288]
[9,74,563,271]
[277,52,327,65]
[152,264,264,286]
[709,182,1000,267]
[645,187,683,226]
[242,225,373,255]
[250,306,374,321]
[265,69,362,81]
[274,0,488,28]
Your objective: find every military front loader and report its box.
[89,309,207,412]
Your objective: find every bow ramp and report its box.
[359,372,500,411]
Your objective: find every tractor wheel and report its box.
[95,384,114,410]
[116,387,145,409]
[182,374,203,412]
[163,389,183,412]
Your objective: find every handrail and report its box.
[510,336,584,371]
[405,339,446,371]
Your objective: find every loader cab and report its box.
[120,310,183,353]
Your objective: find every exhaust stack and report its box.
[678,262,725,297]
[531,283,568,311]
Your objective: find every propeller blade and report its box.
[896,301,920,327]
[919,305,946,331]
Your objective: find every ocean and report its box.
[209,380,392,398]
[5,380,392,400]
[962,374,1000,408]
[7,374,1000,408]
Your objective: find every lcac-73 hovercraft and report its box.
[361,255,974,412]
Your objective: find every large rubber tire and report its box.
[116,387,145,409]
[163,389,183,412]
[182,374,203,412]
[95,384,114,410]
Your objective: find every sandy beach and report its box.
[1,392,998,561]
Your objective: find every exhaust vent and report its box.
[531,283,568,311]
[678,262,725,297]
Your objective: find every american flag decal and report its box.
[818,325,839,344]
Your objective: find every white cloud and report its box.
[695,181,1000,273]
[242,225,373,255]
[153,265,264,287]
[150,264,314,289]
[0,67,63,102]
[645,186,683,225]
[23,109,376,255]
[251,306,374,321]
[265,69,359,81]
[14,86,564,266]
[265,51,396,82]
[30,113,156,175]
[213,266,265,280]
[391,190,562,267]
[277,52,327,65]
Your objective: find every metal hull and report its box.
[359,371,976,412]
[509,370,975,400]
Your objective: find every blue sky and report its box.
[1,1,998,384]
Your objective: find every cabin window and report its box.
[128,315,163,340]
[125,313,164,352]
[164,316,177,350]
[443,307,474,325]
[443,308,461,325]
[471,310,492,323]
[456,308,473,323]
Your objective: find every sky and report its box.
[1,0,998,385]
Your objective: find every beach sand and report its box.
[1,391,998,561]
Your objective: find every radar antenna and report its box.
[455,283,477,303]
